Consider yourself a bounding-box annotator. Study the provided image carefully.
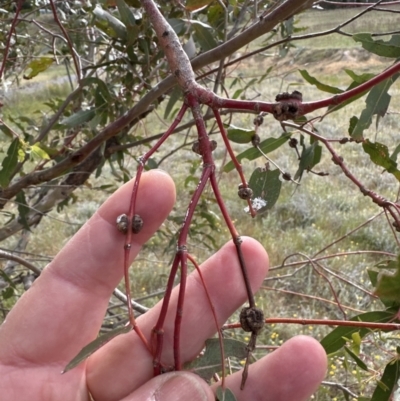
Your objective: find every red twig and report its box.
[223,318,400,331]
[48,0,82,81]
[0,0,23,82]
[187,253,226,388]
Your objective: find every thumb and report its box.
[124,372,214,401]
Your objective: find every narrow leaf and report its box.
[299,69,342,94]
[192,21,218,51]
[375,255,400,303]
[370,358,400,401]
[344,346,369,371]
[362,140,400,181]
[23,57,54,80]
[321,311,397,354]
[16,190,31,231]
[0,138,19,188]
[224,133,290,172]
[62,325,132,373]
[164,86,182,120]
[294,141,322,181]
[184,338,247,380]
[61,109,96,128]
[353,33,400,58]
[185,0,213,11]
[30,143,50,161]
[350,74,399,140]
[227,125,255,144]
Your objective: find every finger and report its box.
[121,372,214,401]
[0,170,176,367]
[217,336,327,401]
[87,237,269,401]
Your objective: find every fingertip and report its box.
[239,236,270,290]
[98,169,176,228]
[223,335,327,401]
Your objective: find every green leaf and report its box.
[327,70,375,114]
[63,325,132,373]
[224,133,291,173]
[344,346,369,371]
[294,141,322,181]
[61,109,96,128]
[375,255,400,303]
[116,0,139,45]
[16,190,31,231]
[164,86,182,120]
[353,33,400,58]
[216,386,237,401]
[370,358,400,401]
[116,0,137,27]
[30,143,50,161]
[185,0,213,11]
[0,138,19,188]
[362,140,400,181]
[299,69,342,94]
[350,74,399,140]
[23,57,54,80]
[348,116,358,135]
[1,287,14,300]
[226,125,255,144]
[192,20,218,51]
[321,311,397,354]
[390,144,400,163]
[248,168,282,212]
[184,338,247,380]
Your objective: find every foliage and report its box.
[2,0,400,400]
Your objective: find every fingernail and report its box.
[154,373,210,401]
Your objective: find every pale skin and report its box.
[0,170,327,400]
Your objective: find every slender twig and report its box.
[0,250,42,276]
[0,0,23,81]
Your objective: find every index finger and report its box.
[0,170,176,367]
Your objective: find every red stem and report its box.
[0,0,23,82]
[187,253,226,388]
[223,318,400,331]
[48,0,82,81]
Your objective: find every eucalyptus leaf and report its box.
[353,33,400,58]
[362,140,400,181]
[0,138,19,188]
[184,338,247,380]
[216,386,237,401]
[248,168,282,212]
[23,57,54,80]
[63,325,132,373]
[227,125,255,144]
[350,74,399,140]
[321,311,397,354]
[370,358,400,401]
[61,109,96,128]
[224,133,291,173]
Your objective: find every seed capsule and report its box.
[116,214,143,234]
[251,133,260,147]
[132,214,144,234]
[240,306,265,333]
[192,141,201,155]
[238,187,253,200]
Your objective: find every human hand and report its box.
[0,170,327,400]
